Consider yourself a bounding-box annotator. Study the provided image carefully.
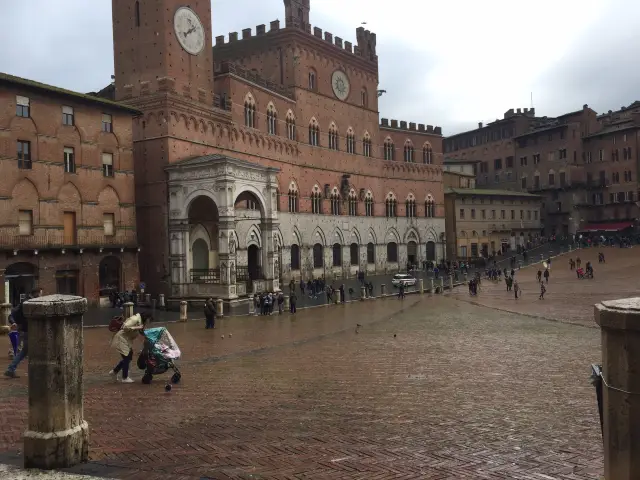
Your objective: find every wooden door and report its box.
[63,212,76,245]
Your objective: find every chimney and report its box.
[434,126,442,135]
[270,20,280,31]
[427,125,433,133]
[215,35,224,46]
[516,108,522,114]
[418,124,425,132]
[242,28,251,39]
[256,24,266,35]
[478,122,483,128]
[400,121,407,129]
[390,119,398,128]
[229,32,238,42]
[583,104,589,109]
[409,122,416,130]
[381,118,389,126]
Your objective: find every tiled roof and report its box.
[445,187,541,198]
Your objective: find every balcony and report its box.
[0,231,138,252]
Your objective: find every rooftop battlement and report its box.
[213,22,378,64]
[380,118,442,136]
[503,107,536,119]
[214,61,295,100]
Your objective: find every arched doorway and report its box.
[290,244,300,271]
[5,262,38,306]
[99,256,121,296]
[407,241,417,266]
[350,243,359,265]
[192,238,209,270]
[248,244,262,280]
[188,195,219,280]
[332,243,342,267]
[387,242,398,263]
[313,243,324,268]
[426,241,436,261]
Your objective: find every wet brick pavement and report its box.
[450,245,640,327]
[0,280,605,480]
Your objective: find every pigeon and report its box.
[355,323,362,334]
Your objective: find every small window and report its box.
[459,208,465,219]
[62,106,74,126]
[18,210,33,236]
[308,71,316,90]
[102,113,113,133]
[267,107,277,135]
[102,152,114,177]
[17,140,32,169]
[64,147,75,173]
[361,89,368,107]
[16,96,30,117]
[103,213,115,236]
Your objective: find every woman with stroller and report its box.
[109,312,152,383]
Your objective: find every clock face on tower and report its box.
[174,7,205,55]
[331,70,350,101]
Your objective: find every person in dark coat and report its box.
[204,297,216,329]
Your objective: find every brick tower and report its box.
[283,0,310,30]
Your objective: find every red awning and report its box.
[580,221,634,232]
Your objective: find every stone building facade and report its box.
[444,102,640,237]
[107,0,445,304]
[0,73,139,306]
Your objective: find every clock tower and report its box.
[112,0,214,104]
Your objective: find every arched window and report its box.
[423,143,433,164]
[286,110,296,140]
[404,140,415,163]
[350,243,359,265]
[309,118,320,146]
[362,132,372,157]
[366,242,375,264]
[346,127,356,154]
[332,243,342,267]
[385,193,397,218]
[387,242,398,263]
[384,138,395,161]
[348,189,358,216]
[308,69,317,90]
[361,88,368,108]
[266,103,277,135]
[405,193,416,218]
[425,195,435,218]
[288,182,299,213]
[330,187,341,215]
[328,123,339,150]
[364,191,374,217]
[548,170,555,186]
[290,244,300,270]
[244,94,256,128]
[311,185,323,214]
[313,243,323,268]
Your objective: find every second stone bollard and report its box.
[216,298,224,318]
[463,273,468,282]
[449,275,454,291]
[439,278,445,294]
[123,302,134,319]
[179,301,188,322]
[360,285,366,300]
[23,294,89,469]
[381,284,386,296]
[158,294,165,309]
[595,298,640,480]
[419,279,424,294]
[429,278,434,293]
[284,295,290,311]
[145,293,151,305]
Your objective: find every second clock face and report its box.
[174,7,205,55]
[332,70,350,101]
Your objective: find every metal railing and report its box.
[190,268,221,284]
[0,232,137,249]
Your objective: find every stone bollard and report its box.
[439,278,444,294]
[334,292,339,304]
[179,301,188,322]
[158,294,165,309]
[1,302,11,325]
[381,284,386,296]
[463,273,468,282]
[216,298,224,318]
[145,293,151,305]
[284,295,290,311]
[249,299,255,315]
[360,285,366,300]
[429,278,434,293]
[595,298,640,479]
[419,279,424,294]
[123,302,134,319]
[449,275,454,291]
[23,294,89,469]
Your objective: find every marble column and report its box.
[595,298,640,479]
[23,294,89,469]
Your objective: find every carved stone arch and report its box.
[311,226,327,246]
[182,189,220,219]
[207,121,215,136]
[367,227,377,245]
[292,226,303,246]
[198,119,207,134]
[273,227,284,249]
[188,116,198,131]
[179,113,189,129]
[234,185,268,217]
[190,223,212,252]
[403,226,421,244]
[384,227,401,244]
[332,227,345,245]
[245,224,262,248]
[350,227,362,245]
[244,92,256,105]
[425,226,439,242]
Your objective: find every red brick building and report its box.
[0,74,140,306]
[106,0,445,305]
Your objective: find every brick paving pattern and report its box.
[1,272,606,479]
[450,245,639,327]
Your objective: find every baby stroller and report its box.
[137,327,182,391]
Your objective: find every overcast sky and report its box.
[2,0,639,135]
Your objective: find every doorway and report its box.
[248,244,262,280]
[407,241,417,266]
[63,211,77,245]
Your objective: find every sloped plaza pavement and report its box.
[0,250,614,479]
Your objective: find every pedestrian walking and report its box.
[4,289,41,379]
[339,284,345,303]
[203,297,216,329]
[539,282,546,300]
[398,283,405,299]
[543,268,550,283]
[277,292,284,314]
[109,312,151,383]
[514,280,521,299]
[536,270,542,283]
[290,293,297,313]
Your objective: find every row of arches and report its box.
[7,178,125,204]
[243,93,434,162]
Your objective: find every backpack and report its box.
[108,315,124,333]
